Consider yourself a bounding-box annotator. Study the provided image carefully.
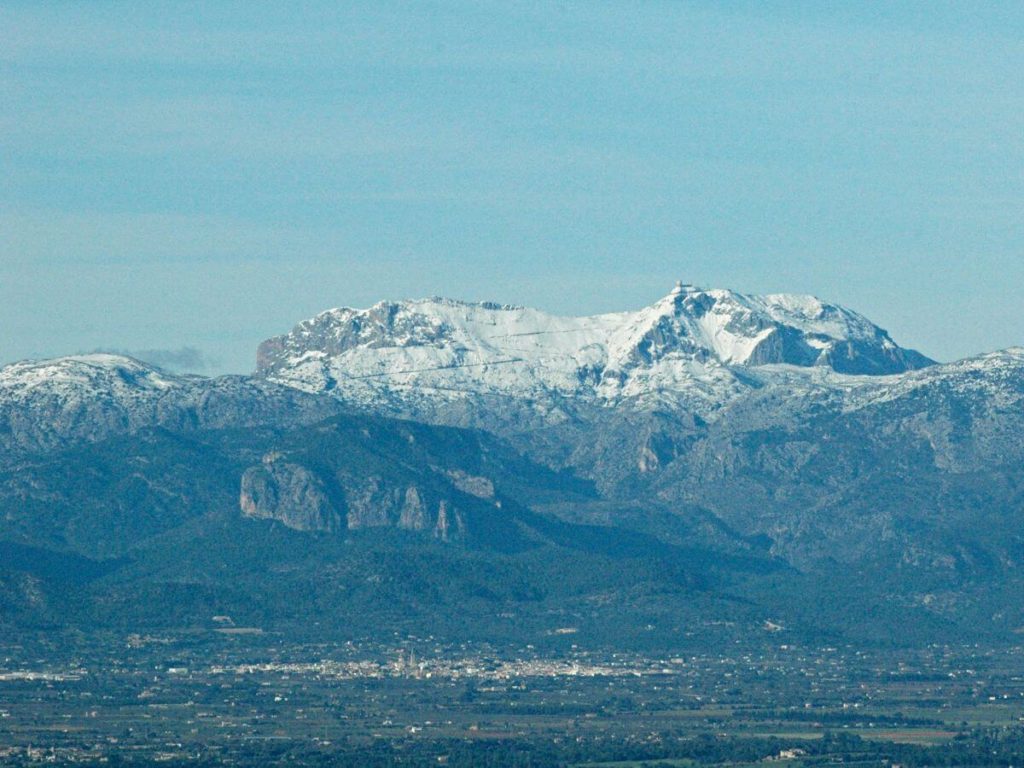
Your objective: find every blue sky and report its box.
[3,2,1023,372]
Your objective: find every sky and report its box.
[3,2,1023,373]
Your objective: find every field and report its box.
[2,630,1024,765]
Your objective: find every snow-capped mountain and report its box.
[5,288,1014,458]
[0,353,180,404]
[0,354,340,455]
[837,347,1024,472]
[2,287,1024,645]
[256,283,933,418]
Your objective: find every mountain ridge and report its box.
[254,283,936,422]
[1,285,1022,646]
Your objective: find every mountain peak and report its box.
[255,287,934,416]
[0,354,179,395]
[604,284,932,373]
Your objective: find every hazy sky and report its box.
[4,2,1023,373]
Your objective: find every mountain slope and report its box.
[0,354,341,456]
[1,288,1021,648]
[0,414,789,648]
[532,348,1024,573]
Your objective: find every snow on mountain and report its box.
[0,354,340,455]
[256,283,934,415]
[9,287,1013,457]
[846,347,1024,409]
[0,354,182,405]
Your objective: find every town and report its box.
[2,629,1024,766]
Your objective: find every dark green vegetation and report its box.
[1,343,1024,765]
[0,415,778,649]
[2,404,1023,649]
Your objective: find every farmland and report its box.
[2,630,1024,765]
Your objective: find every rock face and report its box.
[238,436,476,540]
[255,283,934,420]
[240,454,341,533]
[342,477,465,540]
[2,289,1024,644]
[444,470,495,499]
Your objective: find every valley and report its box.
[2,285,1023,765]
[2,631,1024,766]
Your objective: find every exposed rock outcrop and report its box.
[343,476,464,540]
[240,453,341,533]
